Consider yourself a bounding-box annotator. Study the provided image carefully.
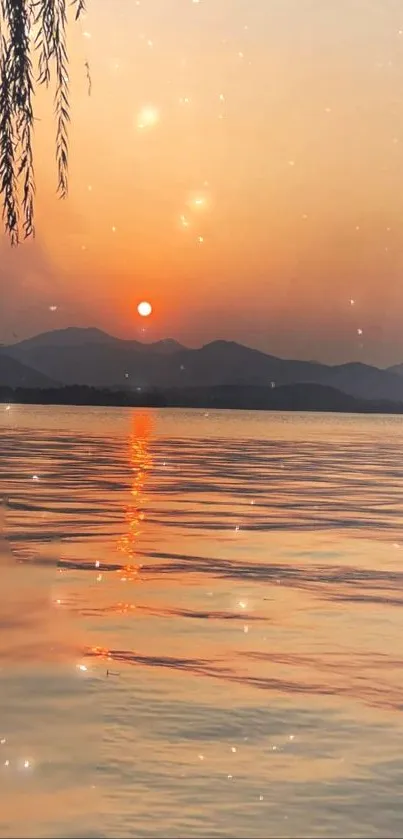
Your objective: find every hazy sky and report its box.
[2,0,403,365]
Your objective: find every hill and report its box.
[9,327,186,354]
[2,327,403,403]
[388,363,403,377]
[0,354,57,389]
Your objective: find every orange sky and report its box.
[2,0,403,364]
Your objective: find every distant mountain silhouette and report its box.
[388,363,403,377]
[2,327,403,404]
[10,327,187,354]
[11,326,119,350]
[0,354,57,388]
[146,338,186,355]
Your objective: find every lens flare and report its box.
[136,106,160,130]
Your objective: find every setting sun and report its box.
[137,301,152,318]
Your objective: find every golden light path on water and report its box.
[1,407,403,837]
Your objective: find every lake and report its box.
[1,405,403,838]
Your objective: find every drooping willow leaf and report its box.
[0,0,86,244]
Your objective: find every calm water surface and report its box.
[1,406,403,838]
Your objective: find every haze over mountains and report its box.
[2,327,403,404]
[0,353,56,389]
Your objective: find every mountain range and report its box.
[1,326,403,404]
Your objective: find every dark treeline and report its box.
[1,383,402,414]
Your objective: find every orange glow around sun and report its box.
[10,1,403,367]
[137,301,152,318]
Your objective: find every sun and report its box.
[137,301,152,317]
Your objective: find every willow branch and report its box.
[0,0,84,243]
[0,36,19,244]
[71,0,86,20]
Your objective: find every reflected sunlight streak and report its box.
[116,412,154,581]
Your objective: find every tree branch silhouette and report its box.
[0,0,86,244]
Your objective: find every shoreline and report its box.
[1,382,403,415]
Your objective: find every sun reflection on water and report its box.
[3,412,403,837]
[116,412,154,581]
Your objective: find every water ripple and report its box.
[2,408,403,838]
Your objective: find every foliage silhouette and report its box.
[0,0,86,244]
[0,382,401,414]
